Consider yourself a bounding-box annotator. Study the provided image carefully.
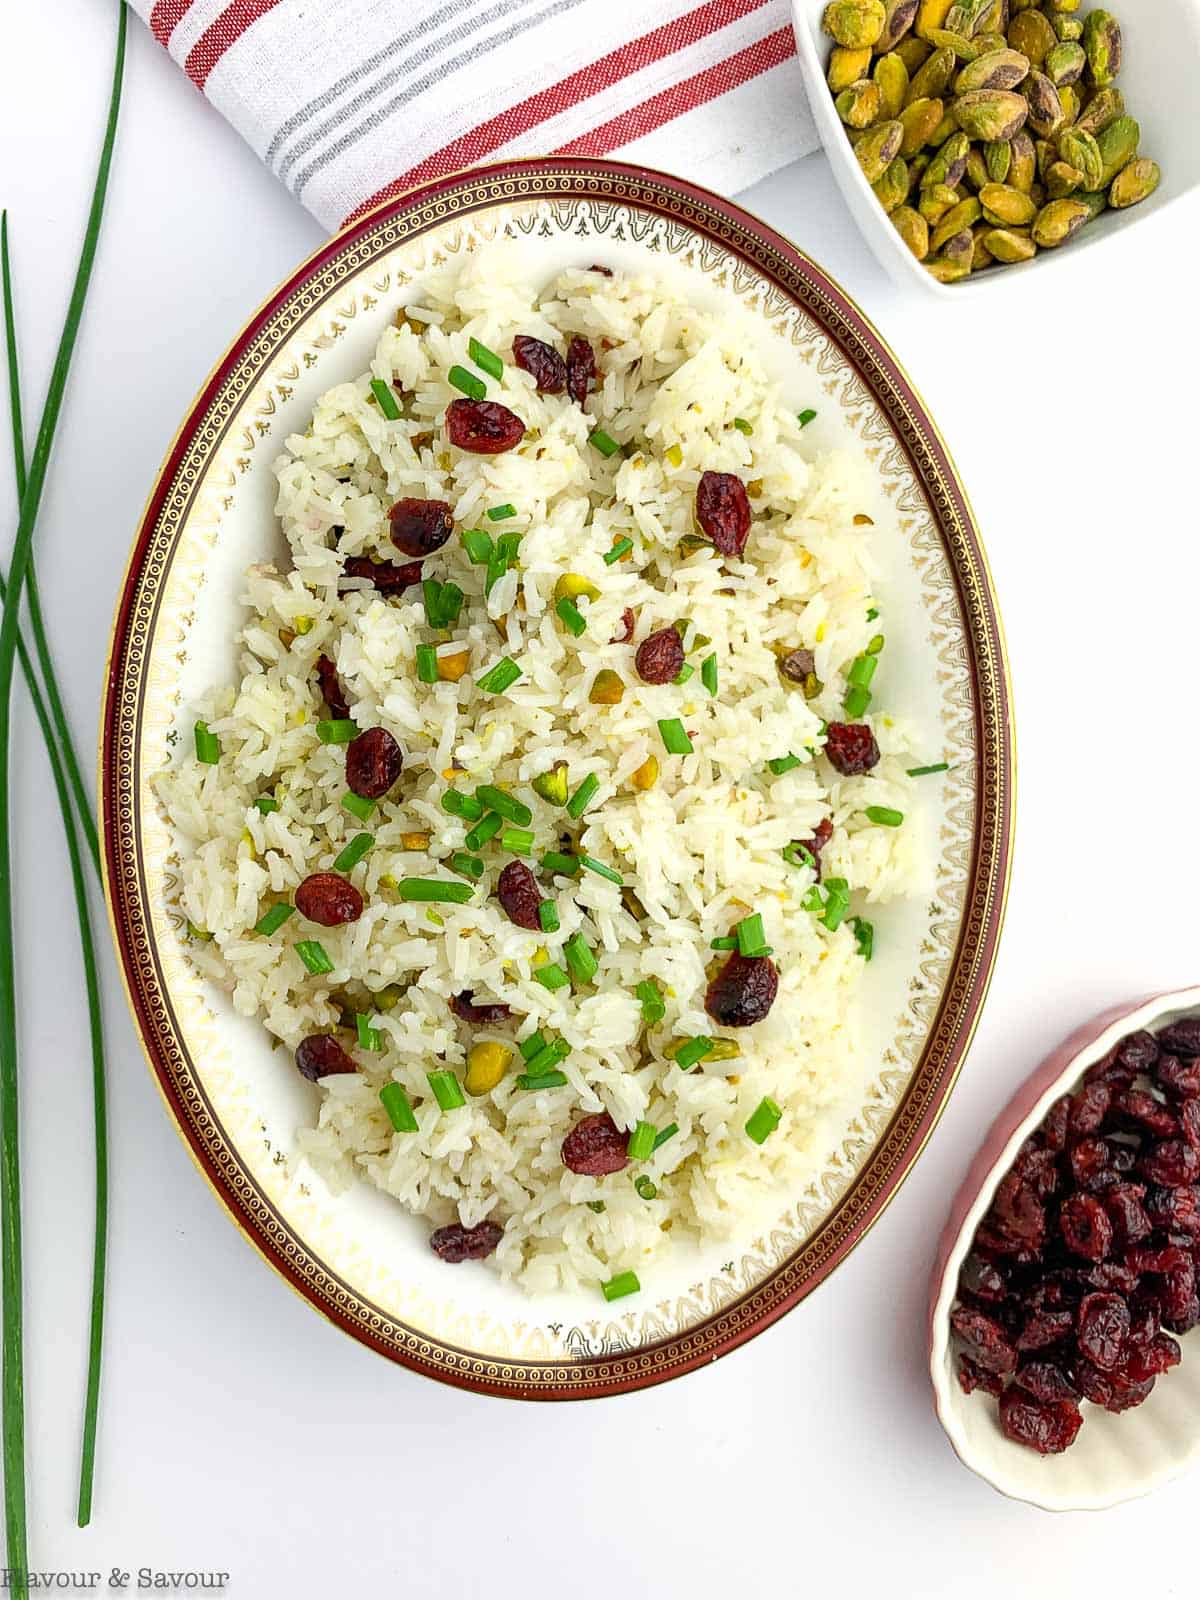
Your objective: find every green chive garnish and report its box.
[801,886,825,914]
[253,795,278,815]
[907,762,950,777]
[866,606,880,622]
[735,914,769,958]
[342,791,376,823]
[782,843,816,871]
[848,654,877,690]
[464,812,503,850]
[865,806,904,827]
[193,720,220,764]
[843,685,871,719]
[427,1069,466,1110]
[566,773,599,819]
[563,932,598,985]
[369,377,401,420]
[448,364,485,400]
[556,596,587,637]
[635,980,665,1024]
[485,546,506,596]
[380,1082,418,1132]
[476,657,522,695]
[674,1036,714,1070]
[701,654,718,696]
[333,832,373,872]
[442,788,485,823]
[635,1175,658,1199]
[768,753,801,776]
[851,917,874,961]
[356,1013,382,1051]
[746,1097,783,1144]
[254,903,295,937]
[517,1070,569,1090]
[486,503,516,522]
[538,899,560,934]
[732,417,753,435]
[461,527,493,564]
[658,719,692,756]
[580,855,622,885]
[603,537,633,565]
[822,877,850,931]
[416,644,438,683]
[519,1032,548,1062]
[398,879,474,904]
[652,1122,678,1151]
[450,851,484,879]
[439,583,464,626]
[475,786,531,826]
[588,427,620,457]
[422,577,443,627]
[627,1121,657,1160]
[527,1039,570,1075]
[541,850,580,877]
[317,718,358,745]
[673,663,694,686]
[587,1200,607,1213]
[534,962,570,992]
[867,633,885,655]
[710,936,737,951]
[602,1271,640,1302]
[296,940,334,975]
[468,337,503,381]
[798,408,818,427]
[500,826,534,855]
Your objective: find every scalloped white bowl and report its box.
[930,987,1200,1510]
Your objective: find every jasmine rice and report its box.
[155,248,925,1296]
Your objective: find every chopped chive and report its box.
[652,1122,678,1151]
[538,899,560,934]
[566,773,599,819]
[866,606,880,622]
[317,718,359,745]
[867,633,885,655]
[801,886,825,914]
[253,795,278,815]
[416,644,438,683]
[254,902,296,937]
[534,961,569,992]
[782,843,816,871]
[500,826,534,855]
[635,979,665,1024]
[541,850,580,877]
[556,596,587,637]
[442,788,485,823]
[603,537,634,565]
[710,936,737,950]
[356,1013,382,1051]
[464,812,503,850]
[798,408,818,428]
[822,877,850,931]
[517,1070,569,1090]
[528,1039,571,1075]
[450,851,484,880]
[496,530,521,568]
[563,932,598,985]
[865,806,904,827]
[627,1121,657,1161]
[587,1200,607,1213]
[673,663,695,686]
[768,753,801,776]
[369,377,401,420]
[843,685,872,719]
[519,1032,548,1062]
[426,1069,466,1110]
[657,718,692,756]
[422,577,442,626]
[907,762,950,777]
[296,940,334,975]
[193,720,221,764]
[580,855,622,885]
[333,832,373,872]
[735,914,768,958]
[380,1082,418,1132]
[486,503,516,522]
[701,654,718,696]
[461,527,493,564]
[732,417,753,435]
[848,654,878,691]
[485,545,507,596]
[851,916,874,961]
[588,427,621,457]
[397,878,474,904]
[448,364,486,400]
[476,657,522,695]
[635,1175,658,1200]
[475,786,532,826]
[674,1036,714,1070]
[746,1096,783,1145]
[341,791,376,823]
[468,337,504,381]
[602,1270,640,1302]
[438,582,464,626]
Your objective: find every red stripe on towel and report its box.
[184,0,284,89]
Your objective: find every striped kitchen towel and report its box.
[135,0,817,232]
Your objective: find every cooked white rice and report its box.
[156,247,924,1295]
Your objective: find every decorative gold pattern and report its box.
[102,164,1012,1397]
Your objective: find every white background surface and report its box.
[2,4,1199,1596]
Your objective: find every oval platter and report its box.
[101,158,1014,1398]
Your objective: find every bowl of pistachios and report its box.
[792,0,1200,294]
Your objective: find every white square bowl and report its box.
[791,0,1200,297]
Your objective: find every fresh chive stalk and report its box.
[253,795,278,815]
[907,762,950,777]
[541,851,579,877]
[517,1070,568,1090]
[356,1013,382,1051]
[851,916,874,961]
[476,657,522,695]
[500,826,534,855]
[448,365,485,400]
[701,654,718,696]
[635,1176,657,1200]
[746,1097,783,1144]
[627,1121,657,1160]
[556,597,586,637]
[652,1122,678,1151]
[416,644,438,683]
[537,899,560,934]
[442,788,485,823]
[602,1271,640,1302]
[588,428,620,457]
[710,936,737,951]
[865,806,904,828]
[519,1032,548,1062]
[798,408,818,427]
[317,718,358,744]
[464,812,503,851]
[674,1036,713,1071]
[398,878,474,904]
[369,377,401,420]
[527,1039,570,1075]
[768,754,801,776]
[673,663,694,686]
[735,914,769,959]
[534,962,569,992]
[843,685,871,718]
[603,537,633,566]
[461,527,493,564]
[380,1082,418,1132]
[427,1069,466,1110]
[821,878,850,932]
[254,903,296,937]
[341,791,376,823]
[486,503,516,522]
[468,337,503,381]
[657,719,692,756]
[580,855,621,885]
[450,851,484,880]
[475,786,531,826]
[333,833,373,872]
[563,932,598,985]
[296,940,334,975]
[635,980,665,1024]
[566,773,599,819]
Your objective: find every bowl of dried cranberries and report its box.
[929,987,1200,1510]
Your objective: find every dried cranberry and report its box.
[1060,1192,1113,1260]
[1013,1140,1060,1198]
[1144,1185,1200,1235]
[957,1356,1004,1397]
[430,1220,504,1262]
[388,496,453,558]
[1126,1332,1182,1381]
[1016,1309,1074,1351]
[1043,1097,1071,1152]
[1016,1362,1078,1403]
[800,818,835,882]
[824,722,880,776]
[1100,1371,1156,1413]
[779,647,816,683]
[1156,1053,1200,1099]
[566,336,597,407]
[346,725,403,800]
[949,1306,1017,1376]
[1125,1244,1189,1275]
[704,951,779,1027]
[1159,1256,1198,1326]
[998,1389,1082,1454]
[588,263,613,276]
[512,335,566,394]
[1139,1139,1200,1186]
[496,861,543,930]
[449,991,512,1026]
[1070,1080,1112,1136]
[561,1112,629,1176]
[1114,1088,1178,1139]
[342,555,424,593]
[1127,1299,1160,1348]
[1086,1260,1140,1295]
[445,398,524,454]
[1067,1136,1115,1190]
[695,471,751,558]
[1103,1183,1151,1247]
[1077,1292,1130,1371]
[1157,1017,1200,1057]
[960,1253,1008,1303]
[294,1033,357,1082]
[295,872,363,927]
[635,626,685,685]
[610,607,635,645]
[1182,1100,1200,1151]
[989,1171,1046,1250]
[1071,1358,1114,1406]
[315,654,350,720]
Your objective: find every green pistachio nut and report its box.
[1045,160,1083,198]
[1096,113,1139,185]
[1075,188,1108,221]
[899,95,946,153]
[1024,70,1065,137]
[823,0,887,47]
[874,51,911,116]
[984,138,1012,183]
[915,0,955,37]
[907,151,932,189]
[944,0,992,35]
[1057,127,1103,189]
[837,80,885,127]
[1006,8,1055,67]
[828,45,874,91]
[929,108,960,143]
[1008,128,1036,190]
[940,226,975,265]
[979,181,1038,225]
[906,44,957,102]
[929,194,982,250]
[983,226,1037,261]
[1058,83,1080,128]
[925,255,972,281]
[918,181,961,222]
[896,35,933,71]
[922,129,971,187]
[1075,85,1124,137]
[855,119,906,181]
[1052,0,1081,12]
[1083,10,1122,87]
[977,0,1007,33]
[1030,196,1090,246]
[891,204,931,257]
[1109,157,1161,209]
[970,223,995,270]
[925,26,984,59]
[965,147,989,189]
[878,0,920,51]
[1049,12,1083,42]
[873,156,911,211]
[953,88,1029,139]
[956,47,1031,93]
[1044,40,1085,86]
